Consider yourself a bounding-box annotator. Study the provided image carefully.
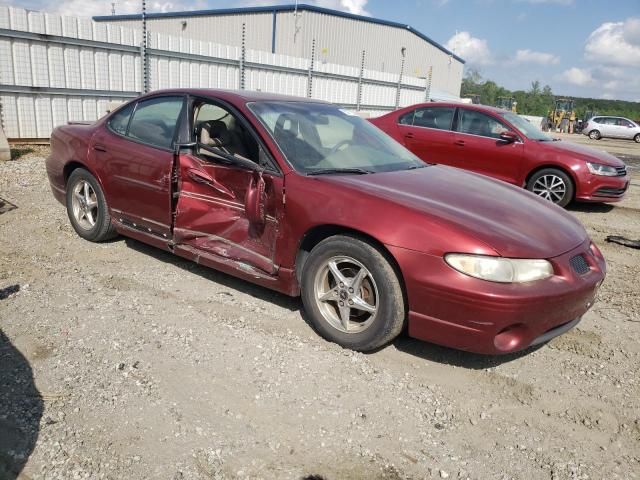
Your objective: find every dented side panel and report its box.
[173,154,282,275]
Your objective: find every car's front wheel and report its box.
[301,235,405,352]
[526,168,574,207]
[66,168,117,242]
[588,130,601,140]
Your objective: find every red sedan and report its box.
[370,102,630,207]
[46,90,605,354]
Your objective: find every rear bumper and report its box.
[389,240,605,355]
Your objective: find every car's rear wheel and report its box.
[301,235,405,352]
[588,130,601,140]
[526,168,574,207]
[66,168,117,242]
[634,134,640,143]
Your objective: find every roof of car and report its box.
[143,88,329,104]
[395,102,510,114]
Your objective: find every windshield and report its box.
[248,101,425,174]
[500,111,552,141]
[556,100,573,111]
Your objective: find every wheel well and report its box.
[525,165,576,196]
[63,161,89,185]
[295,225,406,292]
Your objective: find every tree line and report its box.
[461,69,640,121]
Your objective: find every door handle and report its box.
[186,168,236,199]
[404,132,415,139]
[93,144,107,152]
[187,169,214,185]
[454,140,465,147]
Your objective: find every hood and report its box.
[536,139,624,167]
[324,166,587,259]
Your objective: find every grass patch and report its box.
[10,147,34,161]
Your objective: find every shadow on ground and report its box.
[568,202,614,213]
[0,328,43,479]
[124,238,300,312]
[124,238,544,369]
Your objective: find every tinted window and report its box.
[413,107,454,130]
[399,111,415,125]
[108,103,134,135]
[592,117,602,124]
[127,96,184,149]
[616,118,633,127]
[458,109,509,139]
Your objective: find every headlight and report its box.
[586,162,618,176]
[444,254,554,283]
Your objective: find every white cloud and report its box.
[241,0,370,15]
[514,49,559,65]
[559,67,592,86]
[45,0,206,17]
[585,17,640,67]
[445,31,492,65]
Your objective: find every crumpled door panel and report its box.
[173,154,280,275]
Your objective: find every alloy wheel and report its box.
[313,256,378,334]
[532,174,567,204]
[71,180,98,230]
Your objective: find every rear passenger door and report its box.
[92,95,185,239]
[396,106,455,164]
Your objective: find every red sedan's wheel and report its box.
[301,235,405,352]
[66,168,117,242]
[526,168,574,208]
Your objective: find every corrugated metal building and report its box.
[94,4,464,98]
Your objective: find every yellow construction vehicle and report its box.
[496,96,517,112]
[545,98,576,132]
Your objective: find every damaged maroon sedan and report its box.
[46,89,605,354]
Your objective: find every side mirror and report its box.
[499,131,518,143]
[245,171,266,225]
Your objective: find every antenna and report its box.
[111,2,116,15]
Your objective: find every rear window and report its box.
[127,96,184,150]
[398,106,454,131]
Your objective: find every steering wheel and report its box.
[330,140,352,155]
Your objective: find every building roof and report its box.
[94,3,465,64]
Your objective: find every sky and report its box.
[11,0,640,102]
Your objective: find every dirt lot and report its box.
[1,142,639,480]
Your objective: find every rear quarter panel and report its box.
[46,124,98,201]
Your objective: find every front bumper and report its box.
[575,171,630,203]
[389,239,605,355]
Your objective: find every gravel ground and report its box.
[1,145,639,480]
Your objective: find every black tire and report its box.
[526,168,574,208]
[588,130,601,140]
[300,235,405,352]
[634,134,640,143]
[66,168,117,242]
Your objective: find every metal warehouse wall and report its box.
[100,9,463,97]
[0,6,434,139]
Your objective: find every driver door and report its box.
[172,99,282,275]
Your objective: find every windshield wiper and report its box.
[307,167,373,176]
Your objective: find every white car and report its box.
[583,116,640,143]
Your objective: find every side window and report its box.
[603,118,617,125]
[127,96,184,149]
[457,109,510,139]
[617,119,632,127]
[592,117,602,124]
[413,107,454,130]
[194,102,261,165]
[398,110,415,125]
[108,103,135,136]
